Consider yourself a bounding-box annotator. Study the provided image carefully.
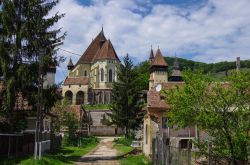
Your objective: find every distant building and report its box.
[62,28,120,105]
[143,47,197,157]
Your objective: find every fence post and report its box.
[208,142,212,165]
[187,139,191,165]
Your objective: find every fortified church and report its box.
[62,28,120,105]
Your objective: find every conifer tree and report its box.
[0,0,65,132]
[109,55,144,138]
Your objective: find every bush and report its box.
[114,137,132,146]
[80,136,99,146]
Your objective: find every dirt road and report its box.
[74,137,120,165]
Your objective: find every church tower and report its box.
[169,57,182,81]
[149,47,168,90]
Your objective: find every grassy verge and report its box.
[0,137,99,165]
[113,137,151,165]
[82,104,110,110]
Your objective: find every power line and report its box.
[58,48,82,56]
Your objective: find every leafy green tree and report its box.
[164,70,250,164]
[109,55,144,138]
[51,100,78,146]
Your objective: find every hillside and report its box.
[135,57,250,90]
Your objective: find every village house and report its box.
[0,65,56,156]
[143,48,198,157]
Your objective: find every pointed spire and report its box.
[152,47,168,66]
[99,25,105,43]
[173,55,180,70]
[67,57,74,70]
[149,45,154,60]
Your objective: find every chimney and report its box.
[236,57,240,70]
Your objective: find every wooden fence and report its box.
[152,134,249,165]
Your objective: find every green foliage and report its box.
[0,0,65,132]
[80,136,99,146]
[119,155,152,165]
[109,55,145,137]
[82,104,110,110]
[114,136,133,146]
[134,61,150,90]
[63,112,79,146]
[0,142,98,165]
[164,70,250,163]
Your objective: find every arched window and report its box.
[109,69,112,82]
[76,91,84,105]
[101,68,104,82]
[65,90,73,104]
[84,70,87,77]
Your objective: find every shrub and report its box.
[114,137,132,146]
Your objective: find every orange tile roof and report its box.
[64,76,89,85]
[93,40,119,61]
[152,48,168,66]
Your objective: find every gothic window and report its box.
[109,69,112,82]
[101,68,104,82]
[84,70,87,76]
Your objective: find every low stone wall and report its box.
[90,126,123,136]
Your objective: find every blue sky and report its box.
[52,0,250,83]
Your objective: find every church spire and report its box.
[67,57,74,70]
[149,45,154,64]
[99,25,106,47]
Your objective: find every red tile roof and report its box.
[93,40,119,61]
[76,31,107,65]
[64,76,89,85]
[152,48,168,66]
[147,82,184,110]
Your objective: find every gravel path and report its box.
[74,137,120,165]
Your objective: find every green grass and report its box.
[113,138,151,165]
[82,104,110,110]
[114,144,133,155]
[0,137,99,165]
[120,155,152,165]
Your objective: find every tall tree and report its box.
[0,0,65,132]
[164,70,250,164]
[109,55,144,138]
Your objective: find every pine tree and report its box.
[0,0,65,132]
[109,55,144,138]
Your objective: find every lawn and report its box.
[0,137,99,165]
[113,137,151,165]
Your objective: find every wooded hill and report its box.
[135,57,250,90]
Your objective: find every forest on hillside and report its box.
[135,57,250,90]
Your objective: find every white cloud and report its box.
[52,0,250,83]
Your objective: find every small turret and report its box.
[67,57,74,70]
[169,56,182,82]
[236,57,240,70]
[149,46,154,64]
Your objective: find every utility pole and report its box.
[34,49,44,160]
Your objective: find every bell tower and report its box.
[149,47,168,90]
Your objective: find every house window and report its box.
[101,68,104,81]
[109,69,112,82]
[84,70,87,76]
